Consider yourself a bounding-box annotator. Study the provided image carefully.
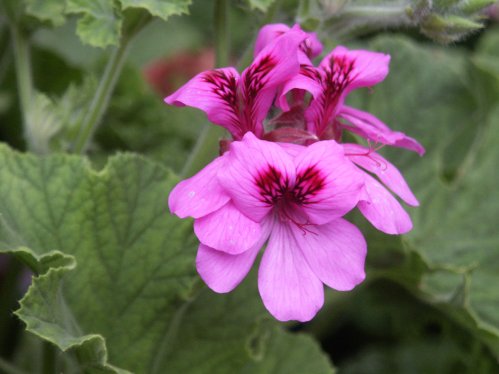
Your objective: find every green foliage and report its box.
[0,145,334,373]
[245,0,277,12]
[292,0,493,43]
[21,0,194,47]
[350,33,499,357]
[119,0,192,21]
[66,0,123,48]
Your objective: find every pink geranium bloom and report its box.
[343,144,419,234]
[169,133,367,321]
[165,29,307,140]
[269,46,425,234]
[277,46,425,156]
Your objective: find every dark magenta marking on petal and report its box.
[255,164,325,206]
[237,54,278,135]
[255,165,289,205]
[313,56,356,138]
[293,165,325,204]
[202,70,239,126]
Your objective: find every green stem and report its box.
[340,5,408,18]
[214,0,229,68]
[10,25,35,151]
[41,342,56,374]
[180,0,230,177]
[0,258,24,358]
[0,357,29,374]
[71,38,132,154]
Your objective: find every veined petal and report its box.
[339,106,425,155]
[305,47,390,138]
[168,156,229,219]
[258,221,324,322]
[164,67,241,137]
[194,201,261,254]
[293,140,364,224]
[358,173,413,235]
[294,218,366,291]
[196,218,272,293]
[254,23,290,57]
[319,46,390,92]
[239,30,306,137]
[344,144,419,206]
[219,132,296,222]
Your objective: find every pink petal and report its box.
[339,106,425,155]
[254,23,290,57]
[293,140,364,224]
[194,201,261,254]
[293,218,366,291]
[254,23,323,63]
[358,174,413,235]
[320,46,390,92]
[196,218,272,293]
[344,144,419,206]
[164,67,242,137]
[218,132,296,222]
[239,29,306,137]
[168,156,230,219]
[258,221,324,322]
[277,65,322,111]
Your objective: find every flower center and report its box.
[255,164,325,232]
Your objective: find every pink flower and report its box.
[343,144,419,234]
[165,23,425,322]
[273,45,424,155]
[164,29,307,140]
[269,45,425,234]
[169,133,367,321]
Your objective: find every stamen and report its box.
[255,164,325,235]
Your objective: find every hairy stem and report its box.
[10,25,35,151]
[41,342,56,374]
[71,39,132,154]
[72,14,150,154]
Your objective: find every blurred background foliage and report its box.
[0,0,498,373]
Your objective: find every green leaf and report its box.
[66,0,123,47]
[353,35,499,356]
[155,272,334,374]
[119,0,192,21]
[24,0,66,26]
[245,0,277,12]
[0,146,198,372]
[0,145,334,373]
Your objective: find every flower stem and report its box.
[72,14,150,154]
[180,0,230,177]
[42,341,56,374]
[71,39,132,154]
[10,25,35,151]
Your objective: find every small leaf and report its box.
[119,0,192,21]
[245,0,277,12]
[66,0,122,47]
[24,0,66,26]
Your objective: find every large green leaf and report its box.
[352,35,499,356]
[0,145,334,373]
[0,146,198,372]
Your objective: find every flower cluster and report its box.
[165,24,424,322]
